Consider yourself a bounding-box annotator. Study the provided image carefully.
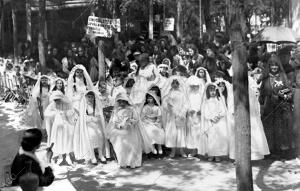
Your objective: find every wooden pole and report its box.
[11,0,18,65]
[26,0,32,42]
[149,0,154,39]
[227,0,253,190]
[98,0,105,81]
[98,40,105,81]
[38,0,46,74]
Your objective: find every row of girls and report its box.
[22,57,270,169]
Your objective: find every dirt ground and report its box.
[0,101,300,191]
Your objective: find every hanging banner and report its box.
[163,18,175,31]
[86,16,121,38]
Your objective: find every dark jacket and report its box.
[11,153,54,187]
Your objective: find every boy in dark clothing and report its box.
[11,128,55,187]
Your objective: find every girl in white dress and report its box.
[130,53,160,110]
[141,90,165,155]
[66,64,94,112]
[186,76,203,157]
[45,78,66,146]
[195,67,211,84]
[44,91,77,165]
[50,78,65,94]
[218,78,270,160]
[107,93,153,168]
[162,76,189,158]
[25,75,51,129]
[201,83,228,162]
[73,90,107,165]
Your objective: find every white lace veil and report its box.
[186,76,204,111]
[31,75,51,99]
[66,64,95,97]
[73,89,106,161]
[107,92,153,154]
[195,67,211,83]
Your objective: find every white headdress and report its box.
[50,77,66,93]
[73,89,106,161]
[66,64,95,97]
[195,67,211,83]
[186,76,204,111]
[162,75,189,118]
[31,75,51,99]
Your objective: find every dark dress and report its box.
[260,72,293,154]
[11,153,55,187]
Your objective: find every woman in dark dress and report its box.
[259,55,293,157]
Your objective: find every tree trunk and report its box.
[26,0,32,42]
[11,0,18,65]
[149,0,153,39]
[199,0,203,39]
[227,0,253,190]
[0,0,4,55]
[176,0,182,39]
[38,0,46,74]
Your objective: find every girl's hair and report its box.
[145,94,159,106]
[86,91,96,116]
[196,69,207,82]
[73,70,87,92]
[218,82,228,106]
[125,78,135,88]
[39,78,50,96]
[52,79,65,94]
[206,85,220,100]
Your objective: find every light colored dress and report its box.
[25,83,50,129]
[201,95,228,157]
[70,78,87,111]
[73,90,106,161]
[107,106,143,168]
[186,76,204,149]
[141,104,165,145]
[221,77,270,160]
[44,102,77,157]
[85,104,106,149]
[130,64,160,107]
[163,90,188,148]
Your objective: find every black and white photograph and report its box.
[0,0,300,190]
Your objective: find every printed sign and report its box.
[86,16,121,38]
[164,18,175,31]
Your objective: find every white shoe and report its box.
[152,149,157,155]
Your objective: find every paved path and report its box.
[0,101,300,191]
